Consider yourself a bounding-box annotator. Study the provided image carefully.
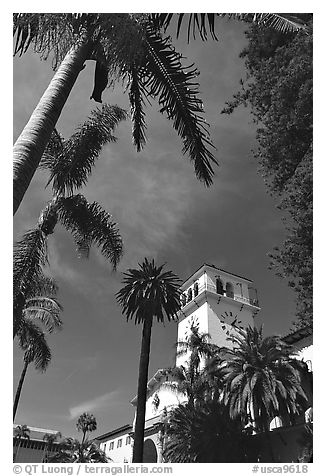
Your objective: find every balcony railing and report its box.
[181,282,259,308]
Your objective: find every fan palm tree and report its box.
[13,323,53,421]
[76,412,97,445]
[116,258,181,462]
[42,431,62,462]
[13,424,30,462]
[13,13,217,214]
[49,437,109,463]
[221,326,308,433]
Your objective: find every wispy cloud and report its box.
[69,390,121,420]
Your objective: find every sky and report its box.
[12,15,308,441]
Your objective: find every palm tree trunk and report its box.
[13,360,29,421]
[13,37,91,215]
[132,316,153,463]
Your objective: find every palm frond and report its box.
[23,296,63,333]
[56,194,123,269]
[128,65,147,151]
[18,321,52,372]
[39,128,65,170]
[13,13,41,56]
[137,25,217,186]
[152,13,311,42]
[14,229,48,298]
[116,258,181,324]
[43,105,127,195]
[31,275,59,297]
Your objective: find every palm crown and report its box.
[116,258,181,324]
[221,325,308,431]
[13,13,217,208]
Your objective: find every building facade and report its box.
[97,263,261,462]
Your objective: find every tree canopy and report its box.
[222,24,313,329]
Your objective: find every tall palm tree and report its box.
[162,323,217,406]
[13,13,217,214]
[14,279,62,421]
[76,412,97,445]
[13,324,53,421]
[116,258,181,462]
[161,365,209,408]
[176,321,216,377]
[42,431,62,462]
[221,326,308,433]
[13,424,30,462]
[49,437,109,463]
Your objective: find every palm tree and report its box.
[49,437,109,463]
[161,365,209,408]
[13,13,217,214]
[162,323,218,406]
[13,424,30,462]
[13,105,125,338]
[14,193,122,336]
[162,400,245,462]
[14,273,62,339]
[42,431,62,462]
[13,325,53,421]
[76,413,97,445]
[221,326,308,433]
[116,258,181,462]
[14,279,62,421]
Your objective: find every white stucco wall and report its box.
[100,432,133,463]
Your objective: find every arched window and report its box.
[226,282,234,298]
[143,439,158,463]
[187,288,193,302]
[194,282,199,297]
[180,293,186,307]
[269,416,283,430]
[216,278,223,295]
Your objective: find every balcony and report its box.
[180,282,259,308]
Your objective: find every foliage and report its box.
[116,258,181,324]
[42,432,62,462]
[116,258,181,462]
[297,423,313,463]
[14,273,62,339]
[160,324,310,462]
[76,412,97,444]
[176,321,216,374]
[13,13,217,185]
[221,24,313,328]
[40,104,127,195]
[49,437,109,463]
[153,13,312,42]
[14,424,30,441]
[162,400,245,462]
[14,105,125,336]
[221,326,308,432]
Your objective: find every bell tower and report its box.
[176,263,260,367]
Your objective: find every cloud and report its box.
[69,390,121,420]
